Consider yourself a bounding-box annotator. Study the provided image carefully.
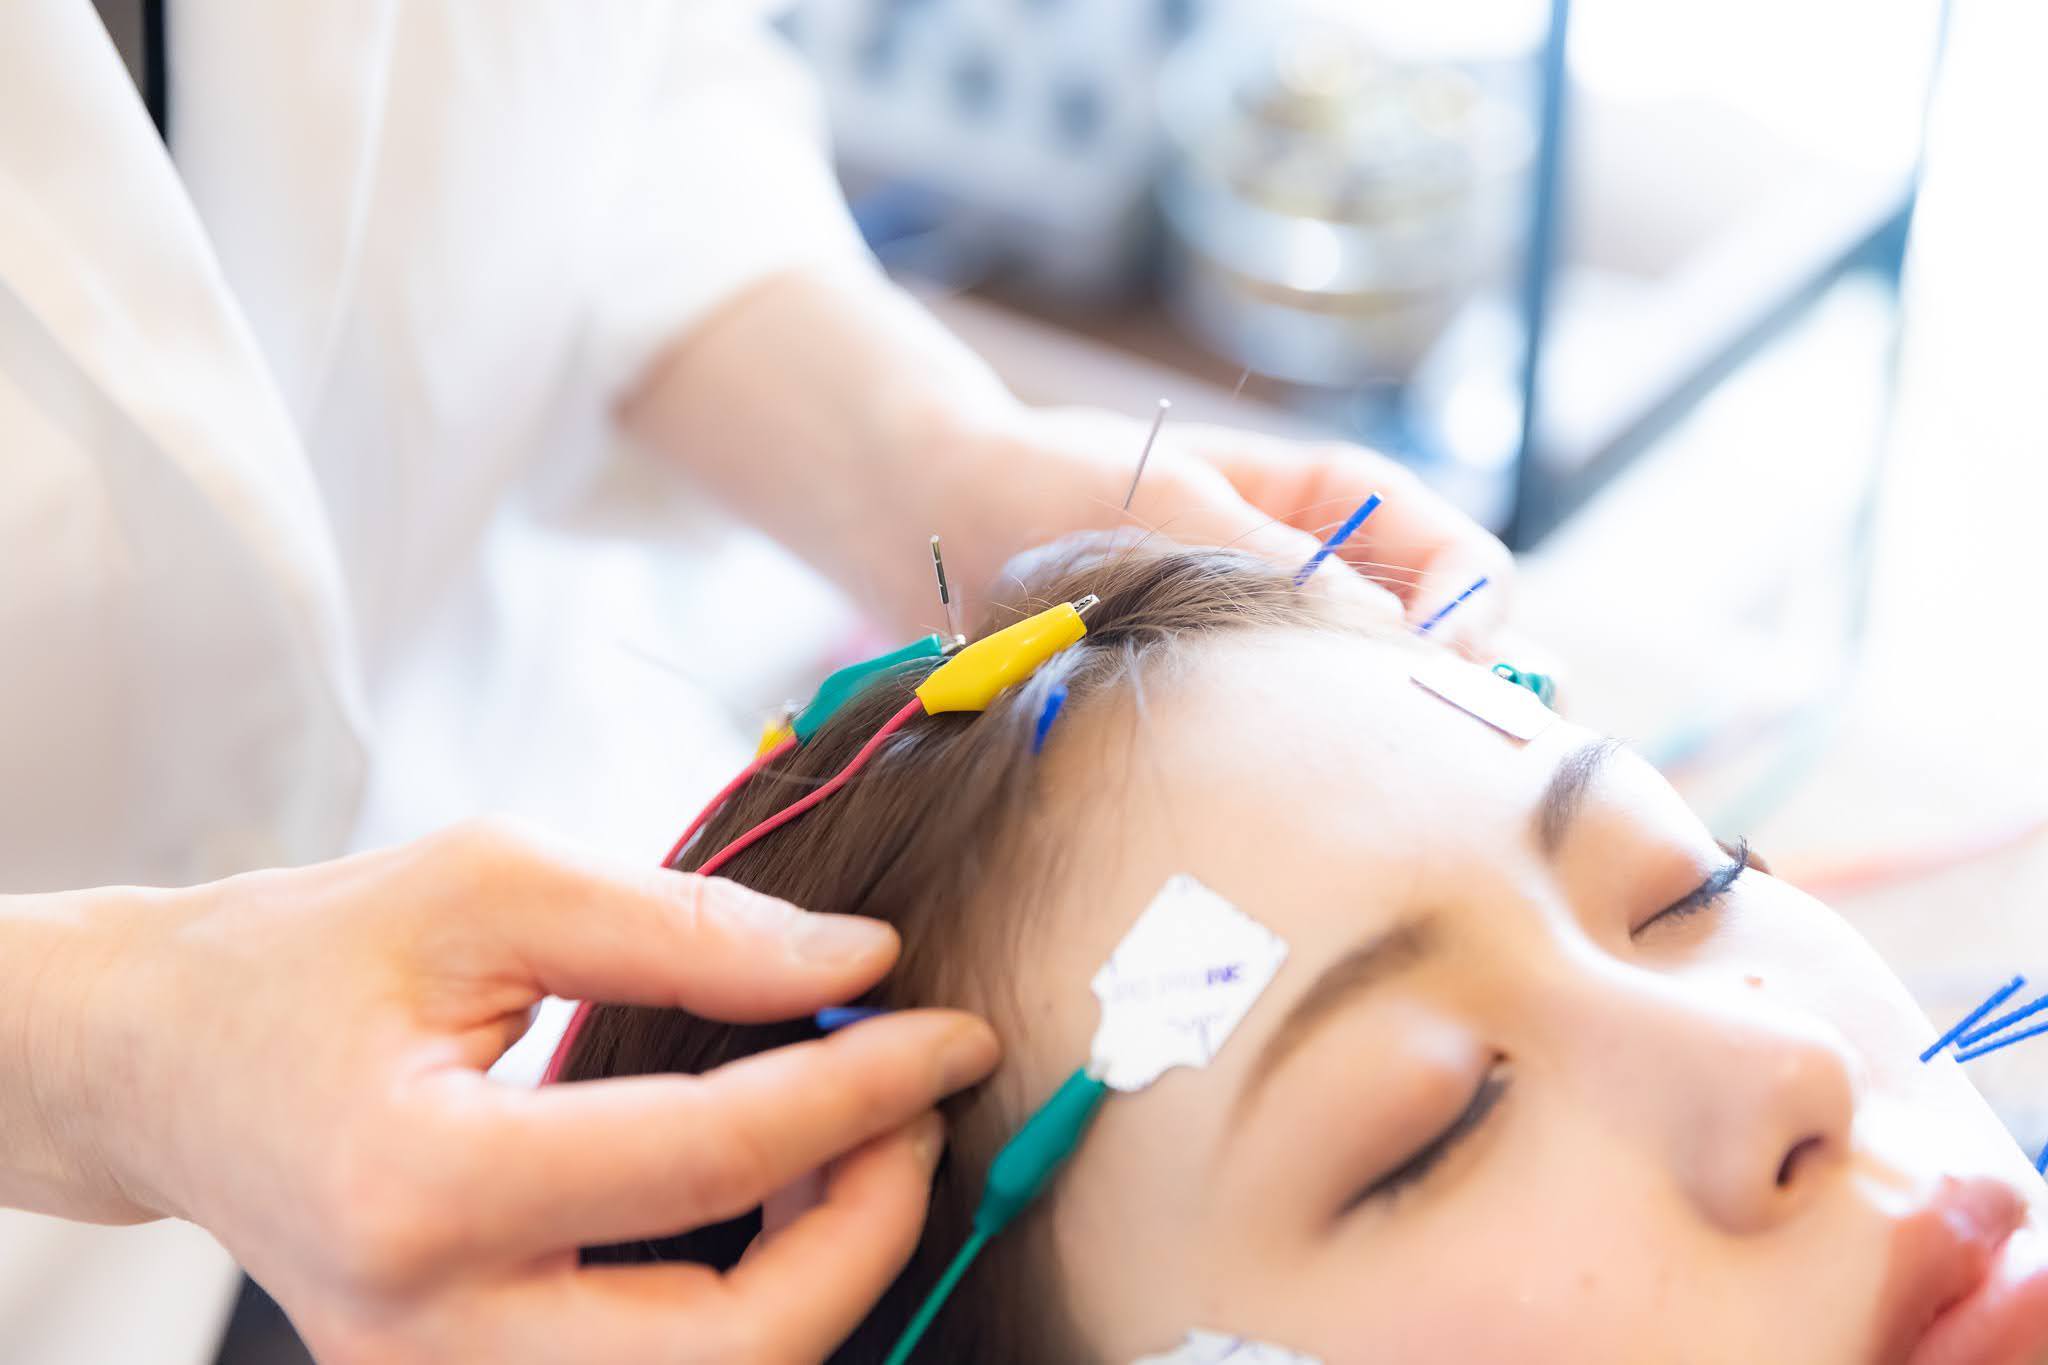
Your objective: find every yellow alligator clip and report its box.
[914,596,1098,715]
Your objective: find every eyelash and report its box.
[1633,837,1750,937]
[1343,842,1751,1215]
[1349,1064,1510,1211]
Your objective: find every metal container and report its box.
[1158,12,1532,386]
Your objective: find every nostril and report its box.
[1777,1135,1828,1188]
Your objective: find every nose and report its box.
[1563,971,1859,1235]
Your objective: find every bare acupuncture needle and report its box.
[1122,399,1172,512]
[929,534,964,645]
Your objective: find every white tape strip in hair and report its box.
[1410,653,1557,742]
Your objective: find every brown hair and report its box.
[561,535,1354,1363]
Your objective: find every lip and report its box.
[1878,1175,2048,1365]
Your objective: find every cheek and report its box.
[1292,1131,1875,1365]
[1273,1141,1707,1365]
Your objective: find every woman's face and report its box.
[1006,632,2048,1364]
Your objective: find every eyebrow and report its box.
[1234,915,1437,1120]
[1536,738,1623,859]
[1230,738,1624,1125]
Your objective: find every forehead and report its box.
[1006,630,1591,1095]
[1041,630,1581,932]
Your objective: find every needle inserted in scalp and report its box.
[1122,399,1172,511]
[1417,575,1493,635]
[1032,682,1069,754]
[930,534,964,645]
[1293,492,1383,587]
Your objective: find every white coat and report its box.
[0,2,865,1357]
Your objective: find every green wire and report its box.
[882,1228,989,1365]
[879,1069,1109,1363]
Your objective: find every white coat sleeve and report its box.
[587,6,876,398]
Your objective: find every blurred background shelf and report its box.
[785,0,1945,548]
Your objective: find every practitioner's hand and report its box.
[623,266,1512,655]
[941,405,1515,654]
[1,819,997,1364]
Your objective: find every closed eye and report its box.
[1634,837,1750,938]
[1347,1063,1510,1211]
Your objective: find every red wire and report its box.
[542,699,924,1083]
[698,698,925,877]
[662,735,797,869]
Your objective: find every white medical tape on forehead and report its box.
[1410,652,1558,742]
[1132,1328,1323,1364]
[1089,875,1290,1093]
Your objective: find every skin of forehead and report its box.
[1002,632,1592,1352]
[1011,631,1585,1092]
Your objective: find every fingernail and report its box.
[788,911,895,965]
[938,1019,1000,1092]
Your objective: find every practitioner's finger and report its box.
[1188,427,1515,623]
[452,1010,996,1254]
[511,1119,937,1365]
[1126,461,1403,622]
[723,1112,945,1363]
[407,817,901,1022]
[1409,552,1514,659]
